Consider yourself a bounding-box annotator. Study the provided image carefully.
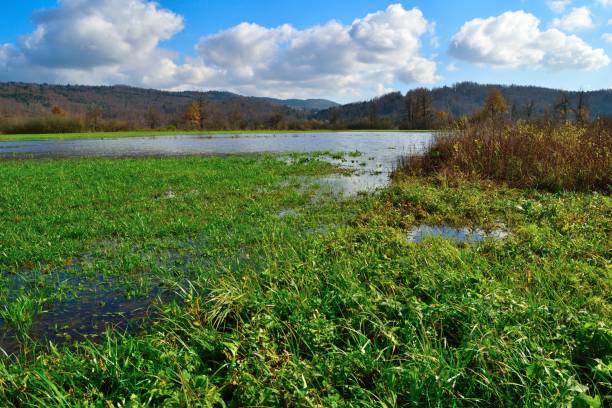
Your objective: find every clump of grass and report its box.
[0,295,40,334]
[396,121,611,192]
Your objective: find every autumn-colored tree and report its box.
[484,89,508,119]
[184,101,202,129]
[435,111,453,127]
[51,105,66,116]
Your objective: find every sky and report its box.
[1,1,611,103]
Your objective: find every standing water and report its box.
[0,132,432,195]
[0,132,432,354]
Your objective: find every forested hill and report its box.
[2,81,612,132]
[315,82,612,127]
[0,82,338,129]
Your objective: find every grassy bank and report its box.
[0,129,430,142]
[0,155,609,406]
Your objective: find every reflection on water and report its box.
[0,132,432,196]
[406,225,509,244]
[0,132,431,160]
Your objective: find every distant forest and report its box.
[1,81,611,133]
[316,82,612,129]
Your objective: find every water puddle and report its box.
[277,208,299,218]
[313,172,389,198]
[406,225,509,244]
[0,270,179,356]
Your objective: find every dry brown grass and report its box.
[397,121,612,192]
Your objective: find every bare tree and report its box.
[554,92,571,122]
[144,106,161,129]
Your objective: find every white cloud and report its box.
[0,0,195,87]
[551,7,594,31]
[449,10,609,70]
[546,0,571,13]
[18,0,183,69]
[0,1,439,100]
[445,63,458,72]
[189,4,439,98]
[603,33,612,43]
[598,0,612,7]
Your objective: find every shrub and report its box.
[1,116,84,134]
[397,121,612,192]
[0,116,136,134]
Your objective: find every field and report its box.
[0,153,610,406]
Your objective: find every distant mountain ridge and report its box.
[0,82,337,121]
[258,97,340,110]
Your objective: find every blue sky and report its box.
[1,1,611,102]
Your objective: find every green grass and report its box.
[0,155,609,406]
[0,129,431,142]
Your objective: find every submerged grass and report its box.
[0,154,609,406]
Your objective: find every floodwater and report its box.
[0,132,431,160]
[0,266,181,356]
[0,132,432,195]
[0,132,433,355]
[406,225,509,244]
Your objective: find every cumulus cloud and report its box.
[603,33,612,43]
[190,4,439,97]
[598,0,612,7]
[0,0,197,87]
[449,10,609,70]
[550,7,593,31]
[546,0,571,13]
[0,1,439,99]
[18,0,183,69]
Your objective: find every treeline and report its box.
[0,99,328,134]
[316,85,611,130]
[0,82,329,134]
[317,82,612,129]
[1,81,612,134]
[0,108,332,134]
